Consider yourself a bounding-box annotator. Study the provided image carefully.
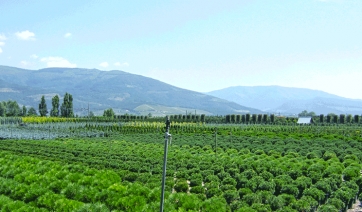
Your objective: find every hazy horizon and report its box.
[1,0,361,99]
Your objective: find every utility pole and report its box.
[214,127,217,156]
[77,103,90,119]
[160,116,171,212]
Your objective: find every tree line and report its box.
[0,100,37,117]
[0,92,74,118]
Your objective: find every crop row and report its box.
[0,151,232,211]
[1,132,362,211]
[1,120,362,142]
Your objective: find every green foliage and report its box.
[50,95,60,117]
[201,197,228,212]
[223,190,239,204]
[167,193,201,211]
[190,186,205,194]
[103,108,115,118]
[21,105,27,117]
[27,107,37,116]
[318,204,339,212]
[0,120,361,211]
[0,100,21,117]
[60,92,74,117]
[174,180,189,193]
[38,96,48,117]
[342,166,360,181]
[0,102,6,117]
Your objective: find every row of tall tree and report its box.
[317,114,360,124]
[299,110,361,124]
[0,93,74,117]
[222,112,362,124]
[38,93,74,117]
[225,114,276,124]
[0,100,37,117]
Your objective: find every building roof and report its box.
[297,117,313,124]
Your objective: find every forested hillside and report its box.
[0,66,260,116]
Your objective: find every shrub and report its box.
[174,180,189,193]
[190,186,205,194]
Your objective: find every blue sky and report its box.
[1,0,362,99]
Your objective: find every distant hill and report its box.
[0,66,260,116]
[207,86,362,115]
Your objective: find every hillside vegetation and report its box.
[0,66,259,115]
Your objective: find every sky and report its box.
[1,0,362,99]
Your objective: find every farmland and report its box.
[0,117,361,211]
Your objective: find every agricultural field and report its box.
[0,117,361,211]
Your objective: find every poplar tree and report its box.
[242,114,246,123]
[354,115,360,124]
[225,115,231,123]
[236,114,241,123]
[339,114,345,124]
[39,96,48,117]
[50,95,60,117]
[231,114,236,123]
[246,114,251,123]
[257,114,262,123]
[200,114,206,122]
[319,114,324,123]
[252,114,257,123]
[346,114,352,123]
[60,93,74,117]
[270,114,275,123]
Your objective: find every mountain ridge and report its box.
[207,86,362,115]
[0,65,260,116]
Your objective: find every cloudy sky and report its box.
[1,0,362,99]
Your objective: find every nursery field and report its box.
[0,118,361,211]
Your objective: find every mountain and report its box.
[207,86,362,115]
[0,66,260,116]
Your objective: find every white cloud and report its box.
[15,30,35,40]
[114,62,129,67]
[99,62,109,68]
[40,57,77,68]
[64,33,72,38]
[20,61,29,66]
[30,54,38,59]
[317,0,341,2]
[0,37,5,54]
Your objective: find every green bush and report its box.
[174,180,189,193]
[190,185,205,194]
